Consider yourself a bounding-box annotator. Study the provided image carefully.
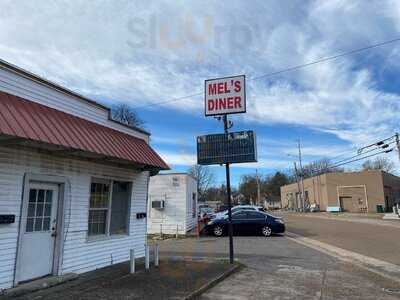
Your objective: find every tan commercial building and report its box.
[280,170,400,213]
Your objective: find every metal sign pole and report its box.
[223,114,234,264]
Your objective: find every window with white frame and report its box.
[88,179,131,237]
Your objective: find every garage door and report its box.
[338,187,367,213]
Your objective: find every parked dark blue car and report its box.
[204,210,285,237]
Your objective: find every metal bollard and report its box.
[130,249,135,274]
[154,244,159,267]
[176,224,179,239]
[145,244,150,270]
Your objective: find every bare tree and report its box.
[188,165,215,202]
[111,103,144,129]
[362,157,395,173]
[301,158,343,179]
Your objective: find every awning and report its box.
[0,91,169,170]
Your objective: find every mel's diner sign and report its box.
[205,75,246,116]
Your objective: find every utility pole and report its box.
[297,139,305,212]
[256,169,261,206]
[396,133,400,162]
[293,162,301,211]
[223,115,234,264]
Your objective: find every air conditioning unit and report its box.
[152,200,165,209]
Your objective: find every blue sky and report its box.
[1,0,400,187]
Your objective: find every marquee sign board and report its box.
[205,75,246,116]
[197,130,257,165]
[0,214,15,224]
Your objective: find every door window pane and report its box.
[37,190,45,203]
[46,190,53,204]
[26,218,34,232]
[44,204,51,217]
[26,188,54,232]
[43,217,51,231]
[29,189,37,203]
[36,203,44,217]
[28,203,36,217]
[34,217,43,231]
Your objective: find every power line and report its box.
[328,146,360,161]
[327,134,396,168]
[331,140,396,166]
[250,38,400,80]
[131,92,203,110]
[131,37,400,110]
[328,148,394,169]
[357,134,396,154]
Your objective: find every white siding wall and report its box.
[0,67,149,142]
[148,175,186,235]
[0,146,149,290]
[185,176,198,233]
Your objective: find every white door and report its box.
[18,183,59,282]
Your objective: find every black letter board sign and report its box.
[197,130,257,165]
[0,215,15,224]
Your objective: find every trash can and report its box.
[376,204,384,213]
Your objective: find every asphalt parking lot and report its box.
[277,212,400,265]
[160,236,400,299]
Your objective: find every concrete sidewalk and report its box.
[277,211,400,228]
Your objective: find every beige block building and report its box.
[280,170,400,213]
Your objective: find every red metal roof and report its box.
[0,91,169,170]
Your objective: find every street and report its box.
[159,236,400,299]
[278,212,400,265]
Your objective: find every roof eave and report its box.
[0,58,151,137]
[0,136,168,171]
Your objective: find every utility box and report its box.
[147,173,198,235]
[151,200,165,209]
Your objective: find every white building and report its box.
[147,173,198,235]
[0,59,168,290]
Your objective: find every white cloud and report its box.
[157,150,196,166]
[0,0,399,149]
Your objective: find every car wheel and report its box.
[262,225,272,237]
[213,225,224,237]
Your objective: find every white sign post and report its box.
[204,75,246,116]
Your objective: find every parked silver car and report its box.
[211,205,266,220]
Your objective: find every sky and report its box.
[1,0,400,187]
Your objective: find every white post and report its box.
[130,249,135,274]
[145,244,150,270]
[154,244,159,267]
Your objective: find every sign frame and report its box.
[204,74,246,117]
[196,130,257,165]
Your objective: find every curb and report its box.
[1,273,78,298]
[281,212,400,229]
[164,255,236,264]
[183,262,243,300]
